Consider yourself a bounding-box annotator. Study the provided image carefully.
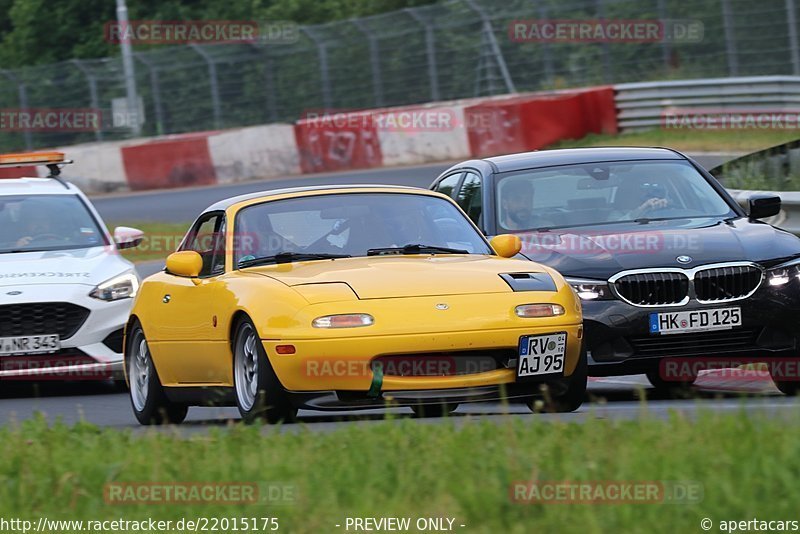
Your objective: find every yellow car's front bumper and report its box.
[263,323,583,393]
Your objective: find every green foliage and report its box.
[0,0,437,67]
[1,410,799,532]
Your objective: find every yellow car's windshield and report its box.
[234,192,492,266]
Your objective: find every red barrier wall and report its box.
[121,133,217,191]
[0,166,36,179]
[464,87,618,158]
[294,113,383,173]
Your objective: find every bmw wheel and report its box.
[127,320,188,425]
[233,318,296,424]
[646,367,697,398]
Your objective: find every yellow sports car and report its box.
[125,185,585,424]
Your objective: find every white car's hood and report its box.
[0,246,133,288]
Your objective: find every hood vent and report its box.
[499,273,557,292]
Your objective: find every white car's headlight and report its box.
[565,277,614,301]
[89,272,140,301]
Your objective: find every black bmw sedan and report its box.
[431,147,800,394]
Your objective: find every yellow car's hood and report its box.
[244,255,550,299]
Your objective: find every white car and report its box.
[0,152,143,382]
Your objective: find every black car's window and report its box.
[434,172,463,198]
[180,212,226,277]
[456,172,482,226]
[234,193,492,266]
[495,160,735,232]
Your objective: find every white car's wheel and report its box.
[127,320,188,425]
[233,318,296,424]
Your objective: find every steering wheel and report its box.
[27,233,62,243]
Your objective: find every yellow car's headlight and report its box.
[515,304,565,318]
[312,314,375,328]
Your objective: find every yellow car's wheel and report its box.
[528,346,587,413]
[127,320,188,425]
[233,318,297,424]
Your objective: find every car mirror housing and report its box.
[166,251,203,278]
[490,234,522,258]
[748,194,781,220]
[114,226,144,250]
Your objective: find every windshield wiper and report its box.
[238,252,351,268]
[367,244,469,256]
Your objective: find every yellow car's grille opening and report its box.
[372,350,516,377]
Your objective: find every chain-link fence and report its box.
[1,0,799,151]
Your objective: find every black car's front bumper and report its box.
[583,283,800,376]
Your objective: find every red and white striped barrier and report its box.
[5,86,618,192]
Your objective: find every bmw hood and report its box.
[246,255,556,299]
[516,217,800,280]
[0,246,134,288]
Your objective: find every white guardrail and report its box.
[614,76,800,235]
[615,76,800,131]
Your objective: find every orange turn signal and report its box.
[312,314,374,328]
[515,304,565,318]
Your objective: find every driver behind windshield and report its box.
[14,201,63,247]
[627,182,669,219]
[499,180,554,231]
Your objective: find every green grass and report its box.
[3,410,799,533]
[108,221,190,263]
[550,129,800,153]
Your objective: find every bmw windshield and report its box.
[495,160,737,232]
[234,192,492,267]
[0,194,107,253]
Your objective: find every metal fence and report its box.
[2,0,800,151]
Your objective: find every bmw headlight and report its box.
[565,277,614,301]
[767,260,800,287]
[89,272,140,301]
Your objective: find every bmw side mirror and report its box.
[748,194,781,220]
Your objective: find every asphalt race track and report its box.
[6,152,797,432]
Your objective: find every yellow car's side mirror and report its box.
[490,234,522,258]
[166,251,203,278]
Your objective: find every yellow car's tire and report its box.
[127,320,188,425]
[233,318,297,424]
[528,346,587,413]
[410,403,458,418]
